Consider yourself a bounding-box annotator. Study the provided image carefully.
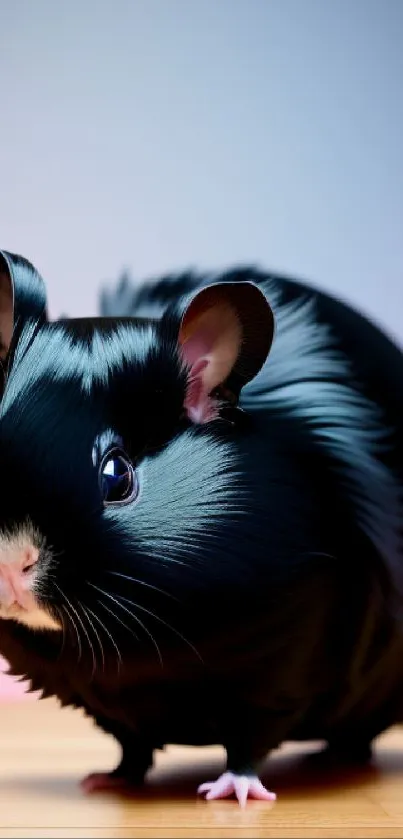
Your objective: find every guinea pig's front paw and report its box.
[80,771,142,794]
[197,771,276,808]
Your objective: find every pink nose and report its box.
[0,546,39,610]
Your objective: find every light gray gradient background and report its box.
[0,0,402,341]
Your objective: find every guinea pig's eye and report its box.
[99,449,138,506]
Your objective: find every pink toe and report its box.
[249,778,277,801]
[81,773,105,793]
[198,772,235,800]
[234,775,249,808]
[81,772,124,794]
[197,782,213,794]
[206,777,233,800]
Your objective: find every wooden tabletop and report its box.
[0,697,402,838]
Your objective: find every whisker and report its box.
[64,604,79,651]
[44,545,64,560]
[104,571,178,602]
[302,551,336,560]
[118,593,203,664]
[56,595,82,661]
[54,606,66,658]
[92,584,202,664]
[78,602,104,676]
[73,602,97,678]
[85,603,122,671]
[42,570,57,580]
[88,583,163,667]
[96,598,140,642]
[54,584,95,675]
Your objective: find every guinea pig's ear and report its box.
[178,281,274,423]
[0,250,47,363]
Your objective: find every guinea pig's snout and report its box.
[0,545,39,610]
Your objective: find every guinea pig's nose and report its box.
[0,546,39,610]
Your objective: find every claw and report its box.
[197,770,276,807]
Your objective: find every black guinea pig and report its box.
[0,249,403,807]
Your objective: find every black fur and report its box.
[0,250,403,782]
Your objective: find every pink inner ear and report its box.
[182,352,219,424]
[181,336,212,368]
[179,301,242,424]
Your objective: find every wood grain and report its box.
[0,698,402,837]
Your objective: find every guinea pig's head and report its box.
[0,251,274,665]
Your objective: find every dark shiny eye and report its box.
[100,449,138,506]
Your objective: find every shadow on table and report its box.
[1,739,402,804]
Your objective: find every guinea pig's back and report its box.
[277,274,403,471]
